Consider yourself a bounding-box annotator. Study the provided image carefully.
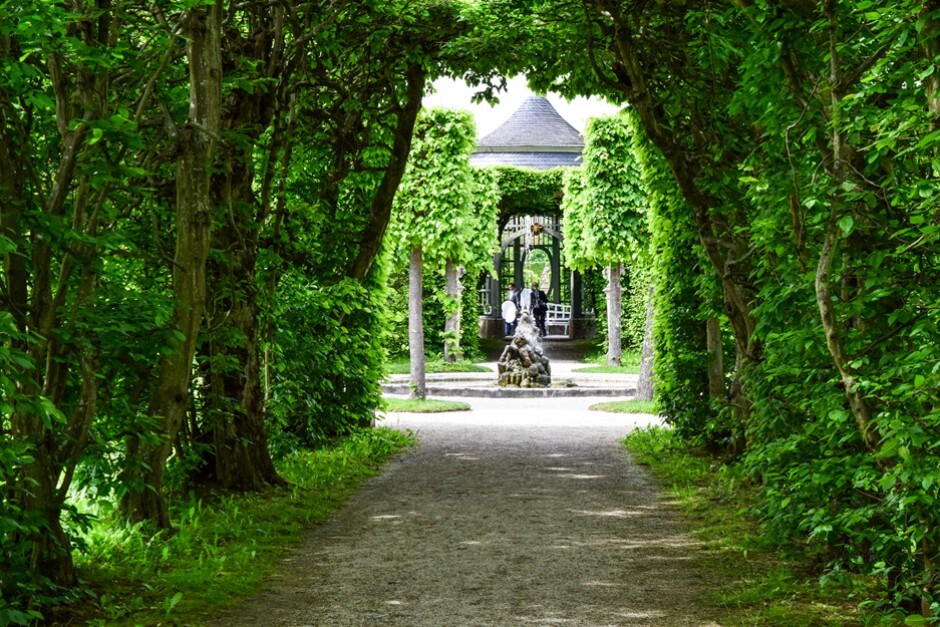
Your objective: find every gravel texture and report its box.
[218,394,720,626]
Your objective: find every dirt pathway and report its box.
[219,395,719,626]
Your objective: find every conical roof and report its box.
[471,96,583,170]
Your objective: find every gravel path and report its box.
[220,394,720,626]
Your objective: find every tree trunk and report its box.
[606,264,623,366]
[203,261,284,490]
[346,63,426,281]
[408,245,427,399]
[443,259,464,362]
[706,317,725,400]
[120,2,221,527]
[198,68,285,490]
[636,285,655,401]
[813,0,880,453]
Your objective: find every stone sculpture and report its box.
[497,312,551,387]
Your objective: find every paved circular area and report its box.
[218,392,720,626]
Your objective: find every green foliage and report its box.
[574,363,641,376]
[490,166,565,218]
[515,0,940,613]
[583,263,650,356]
[382,398,471,412]
[627,113,715,439]
[390,107,491,271]
[267,270,389,455]
[561,115,647,269]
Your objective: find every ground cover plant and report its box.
[575,349,642,374]
[624,427,881,625]
[383,398,471,413]
[52,429,413,625]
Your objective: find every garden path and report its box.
[218,372,720,626]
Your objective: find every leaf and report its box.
[914,129,940,150]
[837,215,854,235]
[164,591,183,615]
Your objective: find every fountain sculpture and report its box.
[497,311,551,387]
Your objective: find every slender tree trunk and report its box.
[443,260,463,362]
[408,245,427,399]
[706,317,725,400]
[606,264,623,366]
[636,285,655,401]
[814,0,880,453]
[120,2,221,526]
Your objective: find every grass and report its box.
[383,397,471,412]
[572,363,641,374]
[62,428,415,626]
[622,426,883,626]
[386,358,490,374]
[574,348,642,374]
[589,399,656,414]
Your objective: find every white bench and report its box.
[545,302,571,337]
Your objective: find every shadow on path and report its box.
[214,400,719,626]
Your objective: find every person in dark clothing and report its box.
[531,281,548,337]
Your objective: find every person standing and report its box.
[531,281,548,337]
[503,282,521,336]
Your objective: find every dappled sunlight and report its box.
[567,508,639,518]
[581,580,620,587]
[443,452,480,461]
[553,473,606,480]
[616,610,668,619]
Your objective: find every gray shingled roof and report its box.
[471,96,583,170]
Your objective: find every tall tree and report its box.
[561,115,648,366]
[120,1,223,527]
[389,108,496,393]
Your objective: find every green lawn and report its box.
[383,397,471,412]
[573,364,641,374]
[589,399,656,413]
[386,359,491,374]
[623,427,883,626]
[575,348,642,374]
[62,429,415,625]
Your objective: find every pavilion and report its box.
[471,96,592,339]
